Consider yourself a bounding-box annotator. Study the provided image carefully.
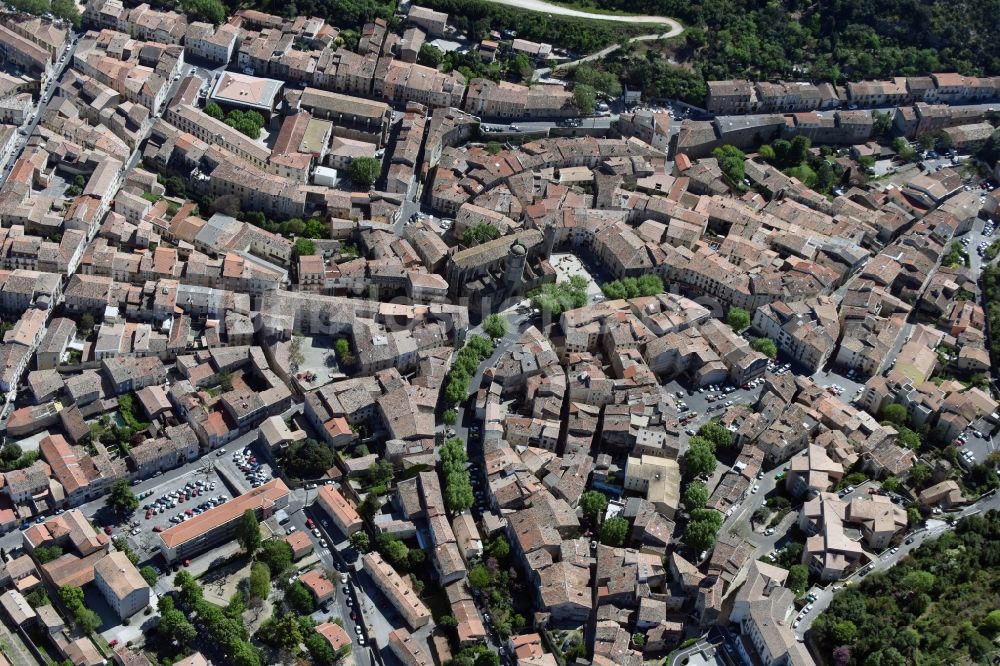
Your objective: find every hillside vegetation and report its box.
[811,510,1000,665]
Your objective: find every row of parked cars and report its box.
[167,495,229,525]
[233,448,272,487]
[144,479,218,517]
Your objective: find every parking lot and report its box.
[661,375,766,452]
[122,465,231,561]
[213,443,277,495]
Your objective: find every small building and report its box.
[299,569,335,604]
[315,484,363,536]
[285,531,313,560]
[0,589,35,627]
[315,622,351,654]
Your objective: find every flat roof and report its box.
[210,71,284,112]
[159,478,289,549]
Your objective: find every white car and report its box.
[751,485,760,494]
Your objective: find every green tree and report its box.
[368,459,394,487]
[50,0,80,26]
[349,157,381,188]
[599,516,629,546]
[485,141,502,155]
[697,420,733,449]
[530,276,589,315]
[482,314,508,339]
[573,84,597,115]
[442,409,458,426]
[751,337,778,358]
[139,566,158,587]
[248,561,271,601]
[293,238,316,258]
[728,307,750,332]
[445,470,475,513]
[684,439,717,478]
[511,54,534,82]
[286,581,315,614]
[830,619,857,644]
[579,490,608,523]
[256,611,303,652]
[881,403,908,426]
[182,0,226,24]
[376,533,410,568]
[349,531,370,552]
[573,64,622,96]
[204,101,224,120]
[487,535,510,561]
[787,564,809,594]
[682,481,708,513]
[685,510,722,552]
[259,539,294,576]
[106,480,139,515]
[901,570,936,594]
[236,510,261,555]
[283,439,335,479]
[34,545,63,563]
[418,43,444,67]
[712,145,747,187]
[78,312,95,336]
[909,464,931,487]
[462,223,500,246]
[981,609,1000,637]
[305,630,340,665]
[159,599,197,645]
[468,564,492,589]
[358,494,381,519]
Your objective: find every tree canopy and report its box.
[530,276,589,315]
[573,84,597,115]
[236,510,261,554]
[106,480,139,515]
[684,439,717,478]
[482,314,508,339]
[349,157,381,188]
[728,307,750,332]
[579,490,608,523]
[751,337,778,358]
[812,511,1000,665]
[599,516,629,547]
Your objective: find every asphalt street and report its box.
[0,37,78,185]
[794,488,1000,639]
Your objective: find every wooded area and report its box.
[811,510,1000,666]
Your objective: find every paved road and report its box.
[794,490,1000,639]
[0,37,78,183]
[483,0,683,25]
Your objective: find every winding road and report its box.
[485,0,685,79]
[483,0,683,28]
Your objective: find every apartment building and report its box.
[94,551,150,618]
[406,5,447,37]
[362,552,431,629]
[158,479,290,562]
[315,484,363,536]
